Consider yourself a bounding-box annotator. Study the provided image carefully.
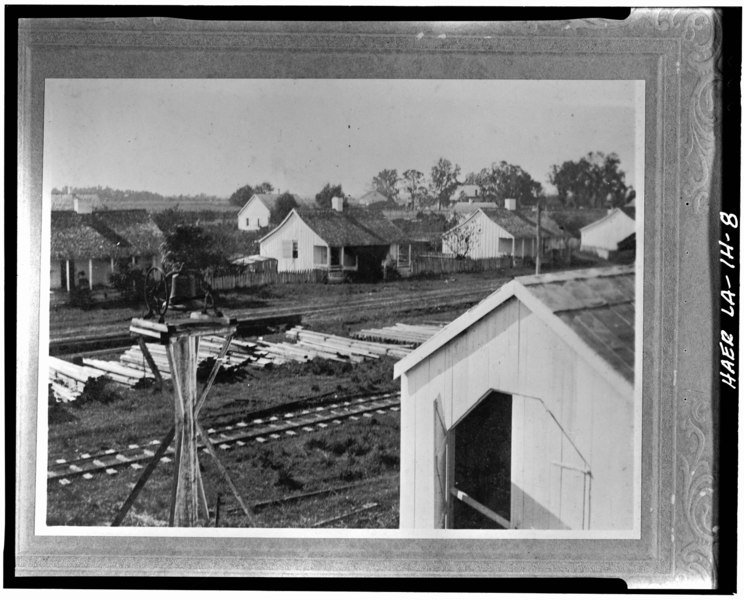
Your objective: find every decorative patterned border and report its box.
[15,10,721,586]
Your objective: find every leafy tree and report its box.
[372,169,400,202]
[430,158,461,210]
[161,224,228,271]
[315,183,345,209]
[401,169,427,210]
[475,161,543,207]
[228,181,274,207]
[270,192,299,225]
[548,152,629,208]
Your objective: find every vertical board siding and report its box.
[260,212,328,272]
[402,298,635,531]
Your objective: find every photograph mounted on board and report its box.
[42,78,642,534]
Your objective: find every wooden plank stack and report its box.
[352,322,445,346]
[48,356,110,402]
[285,326,413,361]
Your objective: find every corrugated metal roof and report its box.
[395,265,635,390]
[295,207,409,246]
[517,266,635,383]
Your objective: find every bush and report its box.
[76,376,123,405]
[109,264,146,302]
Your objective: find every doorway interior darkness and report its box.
[452,391,512,529]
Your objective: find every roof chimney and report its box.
[504,198,517,211]
[331,196,344,212]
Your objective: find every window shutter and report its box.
[433,394,449,529]
[281,240,293,258]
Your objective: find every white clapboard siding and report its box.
[442,211,538,260]
[580,209,635,253]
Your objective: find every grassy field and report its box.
[47,356,400,528]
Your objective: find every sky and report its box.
[44,79,641,200]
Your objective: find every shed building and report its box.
[580,206,636,259]
[394,266,636,531]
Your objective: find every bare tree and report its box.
[443,219,481,259]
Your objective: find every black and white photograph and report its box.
[14,12,727,586]
[41,77,642,534]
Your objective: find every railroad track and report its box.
[48,281,505,353]
[48,391,401,484]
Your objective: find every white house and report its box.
[394,266,636,531]
[442,207,553,260]
[580,206,635,259]
[237,193,308,231]
[258,198,411,277]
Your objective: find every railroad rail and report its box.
[48,391,401,484]
[49,281,504,355]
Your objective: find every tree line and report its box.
[364,152,634,210]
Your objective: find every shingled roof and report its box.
[51,210,164,260]
[395,265,635,387]
[91,210,164,255]
[291,207,409,247]
[50,212,127,260]
[250,193,311,211]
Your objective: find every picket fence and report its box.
[206,256,521,291]
[410,255,518,276]
[207,269,327,290]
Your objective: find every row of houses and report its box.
[50,210,164,290]
[254,196,635,273]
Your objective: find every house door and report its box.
[450,391,512,529]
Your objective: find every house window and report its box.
[313,245,328,265]
[292,241,299,259]
[246,217,250,226]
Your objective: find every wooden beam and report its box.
[65,260,70,292]
[137,336,163,389]
[166,335,205,527]
[88,258,93,289]
[450,486,511,529]
[110,426,175,526]
[195,420,257,525]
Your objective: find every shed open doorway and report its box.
[450,391,512,529]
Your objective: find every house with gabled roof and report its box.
[51,192,103,213]
[258,198,411,278]
[237,193,312,231]
[394,266,636,531]
[580,206,636,259]
[442,206,554,260]
[50,210,164,291]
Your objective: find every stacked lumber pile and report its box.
[285,326,412,361]
[119,337,252,378]
[48,356,110,402]
[352,322,444,346]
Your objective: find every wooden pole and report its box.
[166,334,207,527]
[65,260,71,292]
[88,258,94,289]
[536,200,542,275]
[137,337,163,390]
